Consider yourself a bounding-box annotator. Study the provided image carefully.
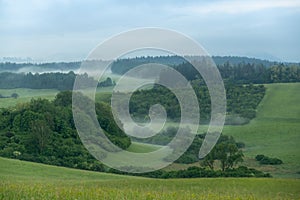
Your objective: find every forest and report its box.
[110,56,300,84]
[0,91,130,172]
[126,83,265,124]
[0,71,96,90]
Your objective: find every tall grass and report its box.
[1,158,300,200]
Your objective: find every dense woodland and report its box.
[0,71,96,90]
[0,91,130,171]
[111,56,300,84]
[127,83,265,124]
[0,61,81,72]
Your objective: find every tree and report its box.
[98,77,115,87]
[31,120,51,153]
[202,140,244,171]
[95,101,131,149]
[54,91,72,107]
[201,150,215,170]
[255,154,283,165]
[11,93,19,99]
[215,142,244,171]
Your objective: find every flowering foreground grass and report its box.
[1,157,300,200]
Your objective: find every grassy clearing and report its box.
[222,83,300,178]
[127,142,162,153]
[1,157,300,200]
[0,88,58,108]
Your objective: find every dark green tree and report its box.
[30,119,51,153]
[11,93,19,99]
[202,139,244,171]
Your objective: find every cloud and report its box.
[0,0,299,62]
[167,0,300,15]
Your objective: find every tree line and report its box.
[1,58,299,91]
[110,56,300,84]
[0,61,80,72]
[109,165,271,179]
[1,55,297,73]
[0,72,115,90]
[0,91,130,171]
[0,71,96,90]
[125,83,265,124]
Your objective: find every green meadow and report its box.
[0,88,58,108]
[1,157,300,200]
[127,142,161,153]
[222,83,300,178]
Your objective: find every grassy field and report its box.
[222,83,300,178]
[127,142,162,153]
[1,157,300,200]
[0,88,58,108]
[0,87,116,109]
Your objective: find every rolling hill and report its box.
[223,83,300,178]
[0,83,299,178]
[1,157,300,199]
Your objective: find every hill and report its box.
[223,83,300,178]
[1,56,299,74]
[1,157,300,199]
[0,84,299,178]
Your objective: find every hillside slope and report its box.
[1,157,300,200]
[223,83,300,177]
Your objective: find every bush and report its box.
[255,154,283,165]
[260,157,283,165]
[11,93,19,99]
[236,141,245,148]
[240,109,256,119]
[255,154,265,161]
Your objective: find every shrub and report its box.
[255,154,265,161]
[260,157,283,165]
[255,154,283,165]
[236,141,245,148]
[11,93,19,99]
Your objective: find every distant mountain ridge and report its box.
[0,56,299,74]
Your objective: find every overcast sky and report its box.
[1,0,300,62]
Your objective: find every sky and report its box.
[0,0,300,62]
